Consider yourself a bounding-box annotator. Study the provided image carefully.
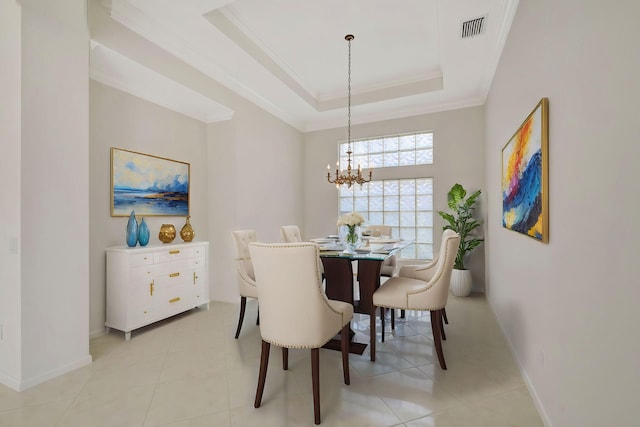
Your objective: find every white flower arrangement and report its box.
[337,212,365,247]
[336,211,365,227]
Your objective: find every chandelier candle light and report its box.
[327,34,372,189]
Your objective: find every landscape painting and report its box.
[111,148,190,216]
[502,98,549,242]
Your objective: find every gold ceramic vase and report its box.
[159,224,176,243]
[180,216,195,242]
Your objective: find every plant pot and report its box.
[450,269,472,297]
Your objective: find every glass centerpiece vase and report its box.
[337,212,365,254]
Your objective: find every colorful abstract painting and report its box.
[111,148,190,216]
[502,98,549,242]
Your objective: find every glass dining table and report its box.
[316,240,411,361]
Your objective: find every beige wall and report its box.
[89,0,305,324]
[0,0,23,389]
[304,106,486,290]
[89,81,209,337]
[0,0,92,391]
[207,98,304,303]
[485,0,640,425]
[90,83,304,331]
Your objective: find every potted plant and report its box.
[437,183,484,296]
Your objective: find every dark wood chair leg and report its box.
[311,348,321,425]
[442,307,448,324]
[341,324,350,385]
[431,310,447,370]
[370,308,377,362]
[391,308,395,331]
[380,307,385,343]
[400,309,406,318]
[234,296,247,339]
[282,347,288,370]
[255,340,271,407]
[440,315,446,341]
[256,306,260,325]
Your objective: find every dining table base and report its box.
[322,329,367,355]
[320,256,385,360]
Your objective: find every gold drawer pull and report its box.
[169,297,180,303]
[150,281,154,296]
[170,272,180,278]
[193,272,198,284]
[169,250,180,254]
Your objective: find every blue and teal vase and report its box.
[138,217,150,246]
[126,210,138,247]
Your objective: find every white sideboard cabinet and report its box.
[106,241,210,340]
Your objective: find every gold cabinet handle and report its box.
[169,250,180,254]
[193,272,198,284]
[170,272,180,278]
[150,280,154,296]
[169,297,180,303]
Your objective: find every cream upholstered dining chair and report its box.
[364,225,397,277]
[391,235,452,331]
[248,242,353,425]
[281,224,325,278]
[280,225,302,242]
[231,230,260,339]
[371,229,460,369]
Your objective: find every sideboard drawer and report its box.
[153,287,191,318]
[153,247,196,264]
[154,258,195,277]
[130,252,154,268]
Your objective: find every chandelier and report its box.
[327,34,372,189]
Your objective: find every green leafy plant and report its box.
[437,183,484,270]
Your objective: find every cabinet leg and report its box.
[125,331,131,341]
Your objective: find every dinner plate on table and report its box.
[368,238,400,244]
[319,244,344,251]
[311,238,337,244]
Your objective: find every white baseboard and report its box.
[486,297,552,427]
[17,354,92,392]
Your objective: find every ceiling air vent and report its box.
[461,16,486,39]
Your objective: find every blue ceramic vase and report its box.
[138,217,150,246]
[126,210,138,247]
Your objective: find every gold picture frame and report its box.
[501,98,549,242]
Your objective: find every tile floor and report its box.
[0,294,545,426]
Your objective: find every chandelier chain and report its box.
[326,34,372,189]
[347,35,351,151]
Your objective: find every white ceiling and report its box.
[91,0,519,131]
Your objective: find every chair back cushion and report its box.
[280,225,302,242]
[249,242,352,348]
[407,230,460,308]
[232,230,256,260]
[365,225,392,237]
[231,230,258,296]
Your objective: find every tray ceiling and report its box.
[91,0,519,131]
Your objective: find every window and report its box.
[336,131,435,260]
[339,178,433,259]
[340,132,433,170]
